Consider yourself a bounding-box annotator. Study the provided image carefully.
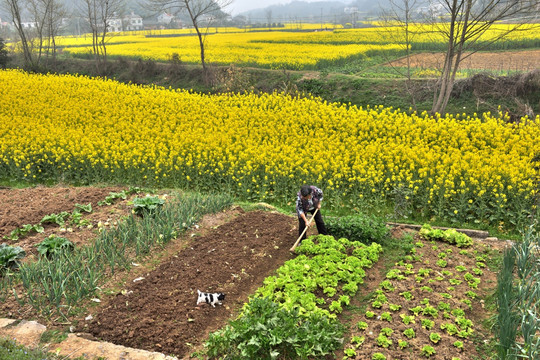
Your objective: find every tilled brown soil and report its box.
[388,49,540,72]
[0,185,125,239]
[81,210,298,358]
[1,186,305,358]
[0,185,134,264]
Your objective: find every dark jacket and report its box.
[296,185,323,217]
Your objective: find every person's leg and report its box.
[298,216,307,240]
[314,210,327,235]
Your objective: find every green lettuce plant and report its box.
[205,297,344,359]
[132,195,165,216]
[421,345,436,357]
[4,224,44,241]
[403,328,416,339]
[0,244,26,271]
[36,235,74,258]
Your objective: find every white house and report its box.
[157,12,174,24]
[21,21,37,29]
[107,15,122,32]
[417,3,446,16]
[123,12,143,31]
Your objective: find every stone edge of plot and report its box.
[0,318,180,360]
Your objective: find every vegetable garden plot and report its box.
[342,232,498,360]
[0,185,125,239]
[82,210,298,358]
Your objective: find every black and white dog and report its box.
[197,289,226,307]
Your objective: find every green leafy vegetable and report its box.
[0,244,26,271]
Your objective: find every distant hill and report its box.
[239,1,347,22]
[238,0,402,23]
[238,0,433,22]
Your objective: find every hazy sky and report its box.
[229,0,343,15]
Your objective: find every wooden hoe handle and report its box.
[290,207,319,252]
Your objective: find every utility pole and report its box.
[320,8,323,30]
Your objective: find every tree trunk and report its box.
[431,0,473,115]
[8,0,34,67]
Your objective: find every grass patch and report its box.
[40,329,68,344]
[0,338,55,360]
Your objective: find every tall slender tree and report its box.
[380,0,421,110]
[27,0,66,66]
[2,0,34,66]
[426,0,540,114]
[78,0,124,71]
[147,0,233,81]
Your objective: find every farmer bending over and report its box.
[296,184,328,241]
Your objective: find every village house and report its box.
[106,13,122,32]
[157,12,174,25]
[123,12,143,31]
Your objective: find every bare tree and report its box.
[44,0,67,65]
[78,0,124,71]
[148,0,233,80]
[265,8,272,30]
[2,0,34,66]
[26,0,66,66]
[380,0,421,110]
[424,0,540,114]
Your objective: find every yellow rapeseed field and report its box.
[57,24,540,69]
[59,29,401,69]
[1,70,539,228]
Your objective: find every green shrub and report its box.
[205,297,344,359]
[0,244,26,272]
[326,214,388,244]
[0,38,9,69]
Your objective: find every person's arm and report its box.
[296,195,310,225]
[314,187,323,209]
